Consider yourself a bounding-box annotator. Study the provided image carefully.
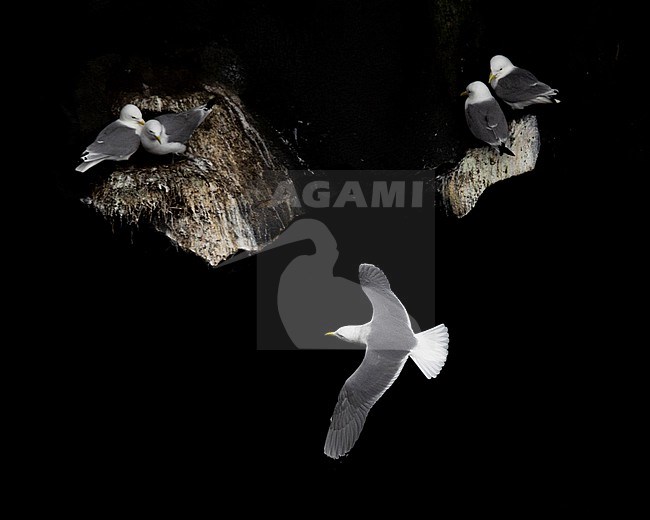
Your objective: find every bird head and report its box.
[489,54,514,83]
[325,326,363,344]
[462,81,492,103]
[143,120,163,143]
[119,104,145,128]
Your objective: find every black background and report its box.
[32,0,642,486]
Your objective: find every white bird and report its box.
[75,104,145,172]
[462,81,514,156]
[323,263,449,459]
[140,98,217,155]
[489,55,560,109]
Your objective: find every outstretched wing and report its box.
[358,263,413,344]
[324,348,408,459]
[323,264,415,459]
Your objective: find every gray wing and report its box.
[358,263,413,346]
[495,67,555,103]
[156,108,209,144]
[324,348,408,459]
[83,121,140,159]
[465,99,508,146]
[324,264,415,458]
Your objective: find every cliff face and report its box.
[74,0,547,267]
[84,87,541,267]
[86,84,300,266]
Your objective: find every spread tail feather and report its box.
[410,324,449,379]
[499,144,515,156]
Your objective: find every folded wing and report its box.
[156,108,209,144]
[496,68,557,103]
[82,121,141,161]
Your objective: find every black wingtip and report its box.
[204,96,219,110]
[499,144,516,157]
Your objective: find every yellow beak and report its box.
[488,73,496,83]
[138,119,145,126]
[155,135,161,143]
[325,332,336,337]
[460,91,468,97]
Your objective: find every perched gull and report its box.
[462,81,515,156]
[140,98,218,155]
[75,104,145,172]
[489,55,560,109]
[323,263,449,459]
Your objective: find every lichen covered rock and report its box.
[438,115,540,217]
[88,84,299,266]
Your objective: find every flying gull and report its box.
[489,54,560,109]
[323,263,449,459]
[140,98,218,155]
[462,81,515,156]
[75,104,145,172]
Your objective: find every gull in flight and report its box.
[324,263,449,459]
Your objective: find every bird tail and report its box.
[75,158,104,172]
[498,144,515,157]
[410,324,449,379]
[538,89,560,104]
